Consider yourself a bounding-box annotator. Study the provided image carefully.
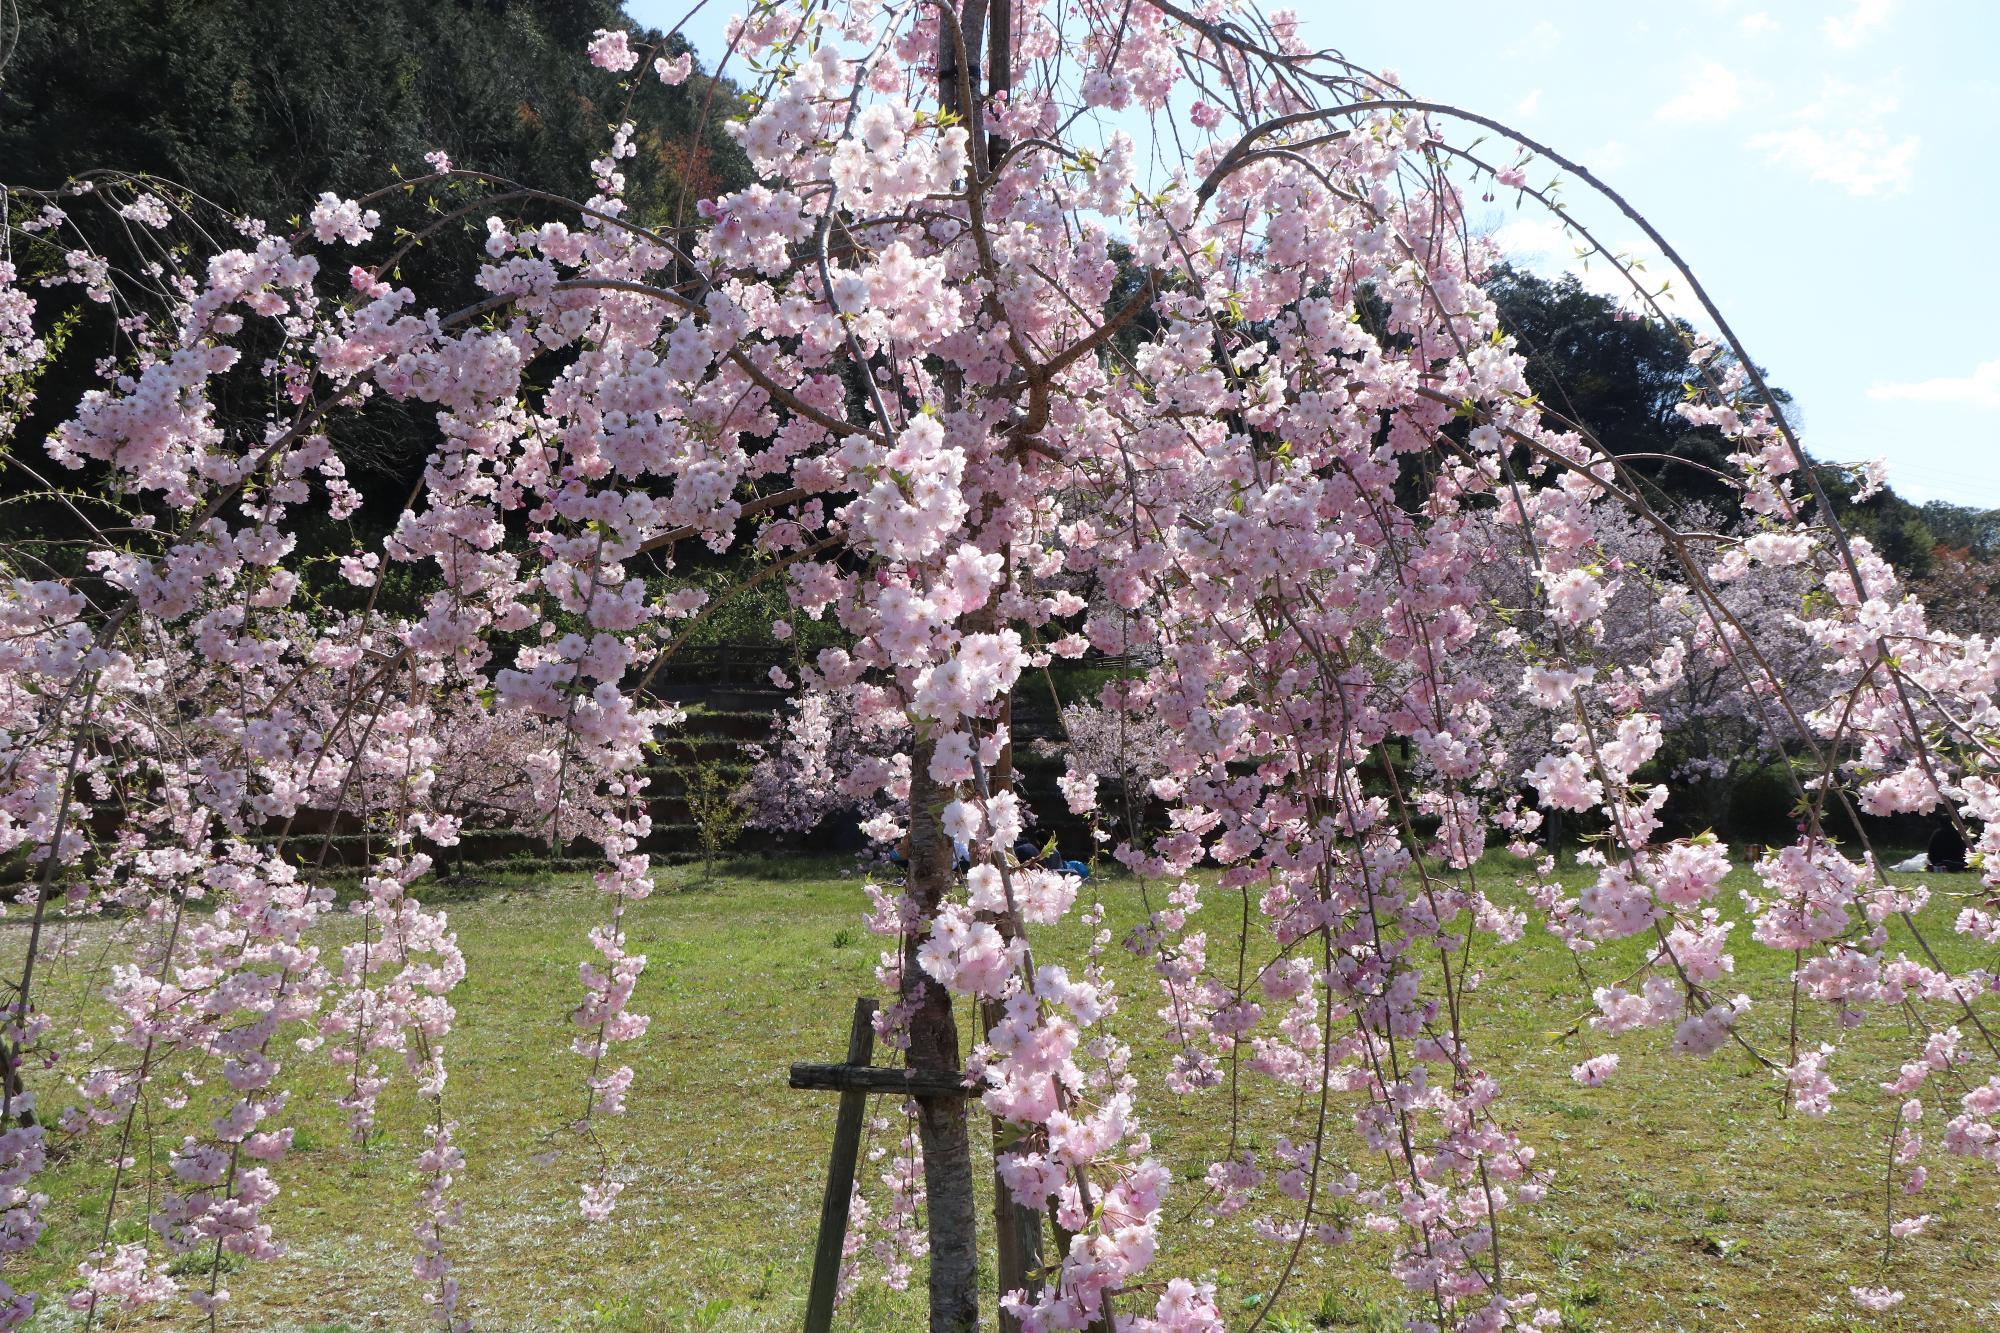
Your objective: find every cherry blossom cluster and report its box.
[739,684,911,834]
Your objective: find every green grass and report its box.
[14,850,2000,1329]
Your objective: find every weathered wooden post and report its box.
[798,998,877,1333]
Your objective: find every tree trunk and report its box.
[903,744,981,1332]
[892,7,1027,1330]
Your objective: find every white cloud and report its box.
[1490,215,1573,260]
[1747,76,1918,196]
[1748,124,1917,195]
[1825,0,1896,48]
[1655,62,1746,125]
[1868,359,2000,410]
[1738,11,1780,35]
[1506,20,1562,60]
[1586,140,1630,172]
[1515,88,1543,117]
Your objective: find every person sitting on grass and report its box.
[1928,818,1969,874]
[1015,836,1090,880]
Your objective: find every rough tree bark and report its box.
[903,744,981,1332]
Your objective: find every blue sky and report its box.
[627,1,2000,509]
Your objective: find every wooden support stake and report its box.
[801,998,878,1333]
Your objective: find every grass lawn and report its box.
[14,850,2000,1331]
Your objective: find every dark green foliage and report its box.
[1,0,749,422]
[1,0,752,602]
[1,0,747,236]
[1920,500,2000,557]
[1486,265,1777,513]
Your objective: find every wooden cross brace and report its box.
[789,1059,971,1099]
[790,997,1044,1333]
